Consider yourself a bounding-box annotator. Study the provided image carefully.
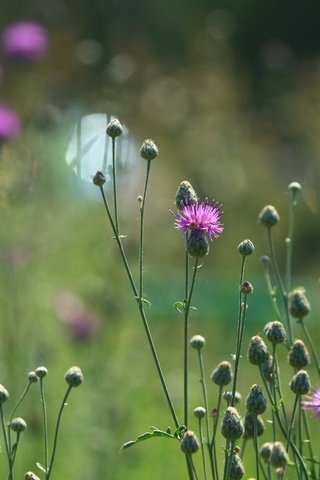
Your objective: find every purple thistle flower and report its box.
[174,202,223,240]
[0,105,21,140]
[301,385,320,419]
[1,21,48,62]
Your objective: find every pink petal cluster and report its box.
[0,105,21,140]
[301,386,320,419]
[174,202,223,240]
[1,21,48,61]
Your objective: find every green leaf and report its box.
[36,462,47,473]
[120,427,177,451]
[174,425,186,440]
[173,301,184,313]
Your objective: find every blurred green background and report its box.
[0,0,320,479]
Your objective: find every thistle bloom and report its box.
[301,385,320,419]
[174,202,223,240]
[0,105,21,140]
[2,21,48,61]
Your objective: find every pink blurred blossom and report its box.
[0,105,21,140]
[2,21,48,61]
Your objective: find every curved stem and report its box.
[197,418,208,480]
[111,137,120,235]
[253,415,260,480]
[139,159,151,301]
[300,318,320,378]
[39,378,49,476]
[0,405,12,480]
[286,394,299,452]
[211,386,223,480]
[286,190,299,294]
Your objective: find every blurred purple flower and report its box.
[301,386,320,419]
[174,202,223,240]
[1,21,48,61]
[0,105,21,140]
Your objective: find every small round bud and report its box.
[245,384,267,414]
[28,371,38,383]
[264,321,286,345]
[223,390,242,405]
[0,384,9,404]
[240,281,253,294]
[221,407,244,440]
[187,230,209,257]
[10,417,27,433]
[244,412,265,438]
[238,239,255,256]
[260,255,270,266]
[190,335,206,350]
[270,441,289,468]
[211,361,232,387]
[289,289,310,319]
[137,195,143,204]
[65,366,83,387]
[290,370,311,395]
[25,473,41,480]
[229,453,245,480]
[247,336,269,366]
[288,181,302,193]
[35,366,48,379]
[175,180,198,210]
[194,406,206,419]
[92,171,106,187]
[106,118,123,138]
[180,430,199,454]
[259,442,273,462]
[139,139,158,160]
[258,205,280,227]
[288,340,310,369]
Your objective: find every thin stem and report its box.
[299,318,320,378]
[8,381,32,459]
[185,454,195,480]
[211,386,223,480]
[111,137,120,235]
[0,405,12,480]
[302,409,316,479]
[286,189,299,294]
[261,259,282,322]
[139,159,151,301]
[46,385,72,480]
[99,187,179,429]
[253,415,260,480]
[197,418,208,480]
[39,378,49,476]
[286,394,299,452]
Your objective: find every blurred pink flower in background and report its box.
[0,104,21,140]
[1,21,48,61]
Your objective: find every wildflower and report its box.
[211,361,232,387]
[288,339,310,369]
[247,336,269,366]
[221,406,244,440]
[245,384,267,415]
[229,452,245,480]
[290,370,311,395]
[289,288,310,319]
[175,180,198,210]
[301,385,320,418]
[264,321,286,344]
[258,205,280,227]
[0,105,21,140]
[2,21,48,61]
[139,139,158,160]
[180,430,199,454]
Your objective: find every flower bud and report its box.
[229,453,245,480]
[35,366,48,378]
[247,336,269,366]
[223,390,242,405]
[190,334,206,350]
[10,417,27,433]
[240,281,253,294]
[221,407,244,440]
[211,361,232,387]
[28,371,38,383]
[238,239,255,256]
[243,411,265,438]
[288,181,302,193]
[258,205,280,227]
[0,384,9,404]
[288,340,310,369]
[180,430,199,454]
[92,171,106,187]
[194,406,206,419]
[260,355,273,383]
[259,442,273,462]
[106,118,123,138]
[290,370,311,395]
[260,255,270,266]
[25,473,41,480]
[139,139,158,160]
[175,181,198,210]
[264,321,286,344]
[187,230,209,257]
[289,289,310,319]
[270,441,289,468]
[245,384,267,414]
[65,366,83,387]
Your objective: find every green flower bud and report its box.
[65,366,83,387]
[259,442,273,462]
[35,366,48,379]
[28,371,38,383]
[264,321,286,344]
[180,430,199,454]
[223,390,242,405]
[289,289,310,319]
[243,411,265,438]
[290,370,311,395]
[270,441,289,468]
[288,181,302,193]
[139,139,158,160]
[240,281,254,294]
[106,118,123,138]
[245,384,267,414]
[190,334,206,350]
[10,417,27,433]
[221,407,244,440]
[247,336,269,366]
[211,361,232,387]
[0,384,9,404]
[93,170,106,187]
[238,239,255,256]
[229,453,245,480]
[187,230,209,257]
[175,181,198,210]
[260,355,273,383]
[194,406,206,419]
[258,205,280,227]
[288,340,310,369]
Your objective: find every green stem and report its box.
[8,381,32,460]
[286,188,299,294]
[39,378,49,476]
[261,258,282,322]
[302,409,316,479]
[139,159,151,301]
[211,386,223,480]
[253,415,260,480]
[111,137,120,235]
[0,405,12,480]
[286,394,299,452]
[46,385,72,480]
[300,318,320,378]
[197,418,208,480]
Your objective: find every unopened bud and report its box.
[260,442,273,462]
[0,384,9,404]
[175,181,198,210]
[288,181,302,193]
[258,205,280,227]
[28,371,38,383]
[180,430,199,454]
[223,390,242,405]
[106,118,123,138]
[65,366,83,387]
[270,441,289,468]
[139,139,158,160]
[194,407,206,419]
[25,473,41,480]
[247,336,269,366]
[221,407,244,440]
[264,321,286,344]
[244,412,265,438]
[289,289,310,319]
[240,281,253,294]
[10,417,27,433]
[238,239,255,256]
[288,340,310,369]
[246,384,267,415]
[187,230,209,257]
[290,370,311,395]
[93,171,106,187]
[35,366,48,379]
[229,453,245,480]
[211,361,232,387]
[190,335,206,350]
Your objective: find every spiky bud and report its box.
[106,118,123,138]
[92,171,106,187]
[240,281,253,294]
[175,181,198,210]
[0,384,9,404]
[238,239,255,256]
[229,453,245,480]
[270,441,289,468]
[28,371,38,383]
[35,366,48,379]
[290,370,311,395]
[246,384,267,414]
[211,361,232,387]
[221,407,244,440]
[247,336,269,366]
[243,411,265,438]
[194,407,206,419]
[10,417,27,433]
[258,205,280,227]
[65,366,83,387]
[180,430,199,454]
[139,139,158,161]
[190,335,206,350]
[264,321,286,345]
[259,442,273,462]
[187,230,209,257]
[288,340,310,369]
[289,289,310,319]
